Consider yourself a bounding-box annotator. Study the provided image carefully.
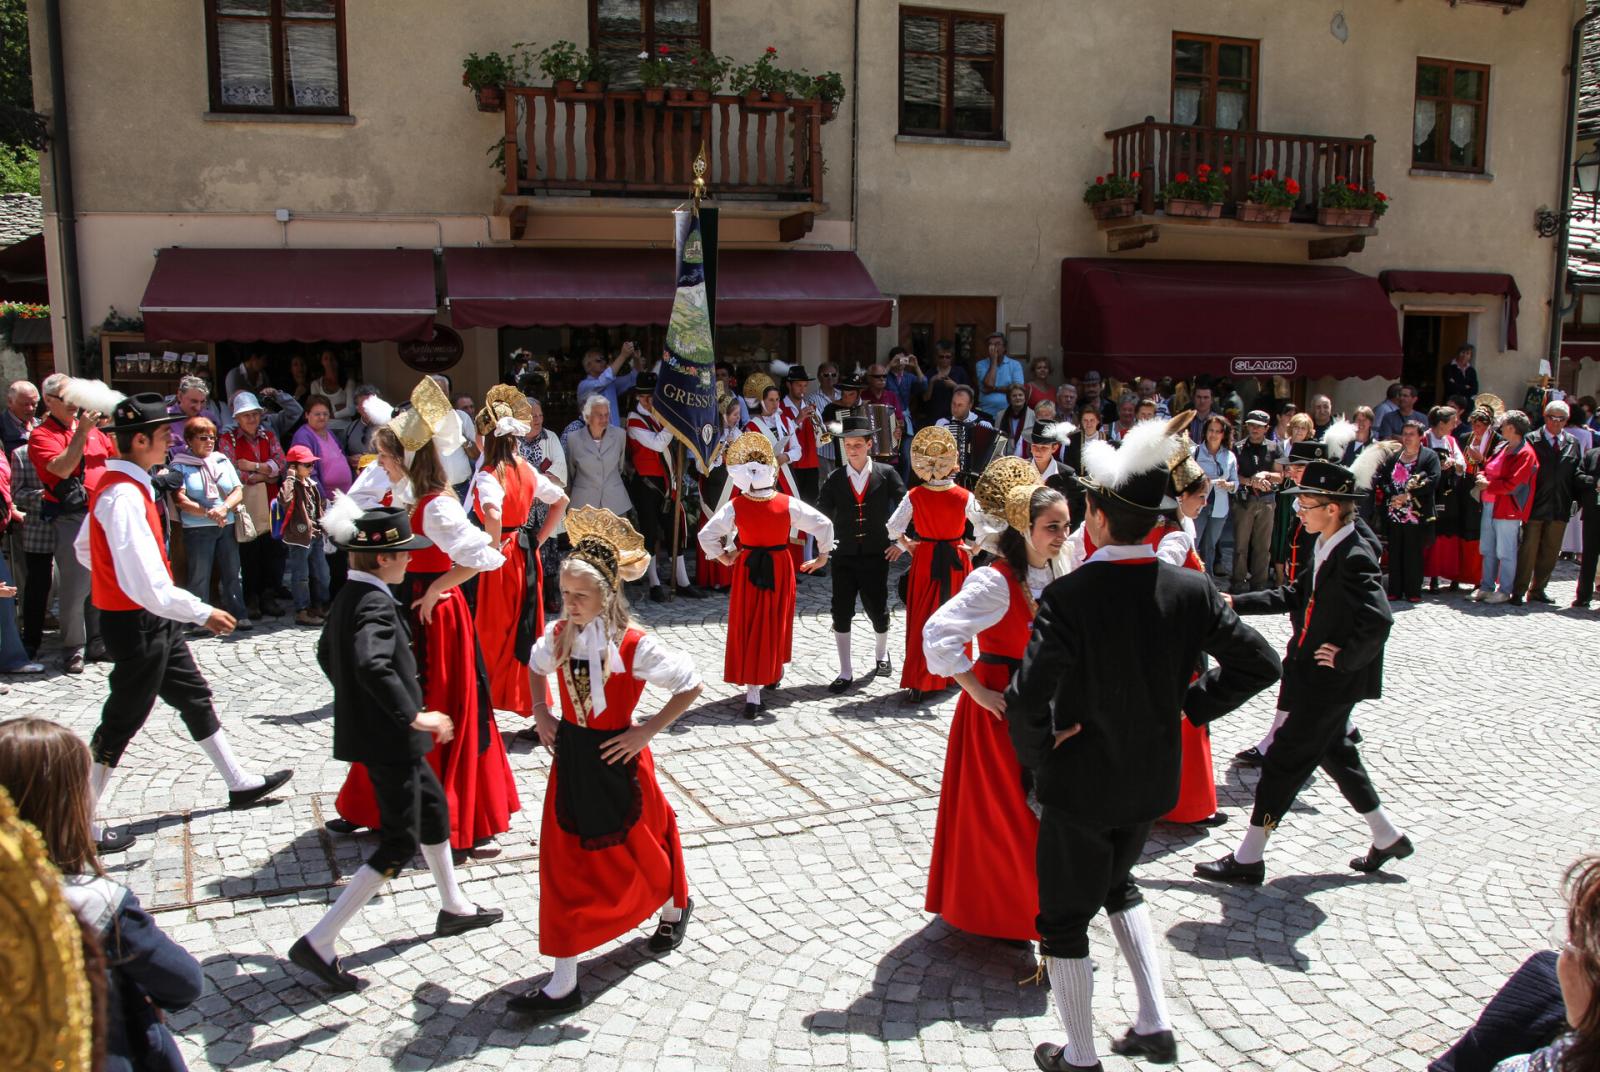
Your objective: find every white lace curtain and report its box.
[1174,85,1246,129]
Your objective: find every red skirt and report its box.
[475,541,550,716]
[539,747,688,957]
[723,548,795,685]
[925,659,1040,941]
[335,585,520,849]
[695,524,735,590]
[1161,717,1218,822]
[901,541,971,691]
[1424,533,1482,585]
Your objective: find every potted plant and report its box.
[538,40,582,96]
[462,51,513,112]
[685,47,725,101]
[1239,169,1300,224]
[638,45,672,103]
[1316,175,1388,227]
[580,48,610,93]
[1160,162,1229,218]
[733,46,788,108]
[1082,171,1142,220]
[812,70,846,121]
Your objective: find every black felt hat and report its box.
[1285,460,1364,500]
[784,367,812,383]
[1286,439,1329,463]
[104,392,184,435]
[837,377,863,392]
[835,413,874,439]
[332,505,433,551]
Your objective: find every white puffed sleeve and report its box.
[422,494,506,571]
[346,461,393,510]
[527,619,562,677]
[533,469,567,505]
[1155,527,1195,567]
[964,491,987,529]
[885,493,914,541]
[630,633,702,694]
[788,496,835,553]
[697,498,738,558]
[922,566,1011,677]
[470,469,505,514]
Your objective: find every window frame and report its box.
[897,6,1005,141]
[1412,57,1491,175]
[1170,31,1259,131]
[204,0,349,116]
[588,0,712,66]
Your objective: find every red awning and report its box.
[139,248,438,343]
[444,247,892,329]
[1379,269,1520,350]
[1060,258,1402,381]
[1562,339,1600,362]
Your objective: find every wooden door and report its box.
[897,295,997,380]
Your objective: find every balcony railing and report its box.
[1105,116,1376,219]
[502,87,825,203]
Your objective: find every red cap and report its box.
[285,445,317,464]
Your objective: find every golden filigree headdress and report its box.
[388,375,459,453]
[725,431,777,469]
[910,426,959,482]
[475,384,533,439]
[973,455,1044,535]
[564,506,650,587]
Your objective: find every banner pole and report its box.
[670,440,684,585]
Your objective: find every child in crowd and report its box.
[280,444,329,625]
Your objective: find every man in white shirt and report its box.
[937,385,996,487]
[73,391,292,856]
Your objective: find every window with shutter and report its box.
[206,0,348,115]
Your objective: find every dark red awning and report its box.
[1060,258,1402,381]
[444,247,892,329]
[1379,269,1520,350]
[139,248,438,343]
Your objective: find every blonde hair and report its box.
[551,558,637,669]
[1288,413,1314,439]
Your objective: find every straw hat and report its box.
[910,426,960,482]
[564,506,650,586]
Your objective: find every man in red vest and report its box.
[73,391,292,855]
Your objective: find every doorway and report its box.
[897,295,997,380]
[1400,313,1470,409]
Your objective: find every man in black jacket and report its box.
[816,414,906,693]
[1006,432,1280,1072]
[1199,460,1411,891]
[288,506,501,993]
[1575,444,1600,608]
[1514,399,1582,604]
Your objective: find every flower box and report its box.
[691,88,712,103]
[1090,197,1137,220]
[642,86,666,104]
[1165,199,1222,219]
[741,92,790,111]
[474,86,504,112]
[1238,202,1291,224]
[1317,206,1374,228]
[668,87,689,102]
[553,78,578,97]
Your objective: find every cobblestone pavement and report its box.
[7,557,1599,1071]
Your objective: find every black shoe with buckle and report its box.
[874,659,892,676]
[1033,1042,1103,1071]
[507,983,585,1019]
[323,818,363,835]
[96,827,138,855]
[229,769,293,809]
[1233,746,1265,767]
[288,936,361,993]
[743,702,761,720]
[649,585,667,603]
[436,905,504,938]
[1109,1027,1178,1064]
[827,676,853,695]
[647,897,693,955]
[1350,834,1414,873]
[1194,852,1265,886]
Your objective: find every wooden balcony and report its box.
[498,86,826,241]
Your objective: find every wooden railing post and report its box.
[503,90,519,196]
[1361,134,1375,192]
[1138,116,1156,215]
[809,104,824,201]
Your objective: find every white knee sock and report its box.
[420,840,474,916]
[544,955,579,998]
[660,898,683,924]
[1255,709,1289,754]
[89,763,113,841]
[874,630,889,662]
[646,559,661,586]
[1046,954,1099,1067]
[673,556,691,587]
[834,632,853,680]
[1108,904,1171,1034]
[1362,807,1403,849]
[303,864,387,960]
[196,730,264,793]
[1234,823,1269,865]
[745,685,762,704]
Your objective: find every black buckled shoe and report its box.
[827,676,853,695]
[507,983,585,1020]
[96,827,138,856]
[649,585,667,603]
[742,702,761,720]
[323,818,363,835]
[1350,834,1414,873]
[1233,746,1265,767]
[647,897,693,955]
[229,769,293,809]
[874,659,893,676]
[288,936,361,993]
[901,688,926,705]
[436,905,504,938]
[1109,1027,1178,1064]
[1033,1042,1103,1071]
[1194,853,1265,886]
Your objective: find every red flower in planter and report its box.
[1095,175,1105,185]
[1130,170,1141,180]
[1376,191,1388,201]
[1175,171,1190,183]
[1285,178,1301,195]
[658,44,671,54]
[1262,168,1276,179]
[1335,174,1347,183]
[1222,165,1232,175]
[765,46,777,54]
[1197,163,1211,175]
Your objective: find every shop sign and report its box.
[398,326,464,372]
[1230,356,1297,377]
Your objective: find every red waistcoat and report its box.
[89,470,169,612]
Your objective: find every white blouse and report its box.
[1155,515,1198,567]
[469,465,566,516]
[346,460,394,510]
[697,493,837,558]
[420,493,505,571]
[885,484,987,542]
[309,377,354,419]
[922,560,1063,677]
[528,619,702,716]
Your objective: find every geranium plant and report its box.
[1160,162,1230,204]
[1082,171,1141,205]
[638,45,673,88]
[732,45,787,96]
[461,51,513,91]
[683,47,726,92]
[812,70,846,106]
[1244,169,1301,208]
[536,40,582,84]
[1318,175,1391,217]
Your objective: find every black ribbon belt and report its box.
[928,537,962,604]
[513,534,540,664]
[977,652,1022,669]
[740,542,787,591]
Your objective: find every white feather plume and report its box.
[1321,417,1358,463]
[359,394,394,427]
[321,492,363,546]
[825,421,843,436]
[59,378,126,416]
[768,359,792,377]
[1081,417,1175,490]
[1350,440,1399,492]
[1040,420,1076,444]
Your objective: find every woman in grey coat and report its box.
[563,394,632,514]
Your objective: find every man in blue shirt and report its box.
[975,333,1024,419]
[883,347,926,431]
[575,341,640,427]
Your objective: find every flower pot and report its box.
[474,86,505,112]
[642,86,666,104]
[554,78,577,96]
[767,90,788,105]
[691,88,711,102]
[1238,201,1291,224]
[1317,206,1375,228]
[1089,197,1137,220]
[744,90,765,107]
[1164,198,1222,219]
[582,80,603,94]
[668,87,689,102]
[820,100,837,122]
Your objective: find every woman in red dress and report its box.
[889,426,985,703]
[698,432,834,719]
[922,457,1071,942]
[504,506,703,1021]
[472,386,568,717]
[331,377,519,855]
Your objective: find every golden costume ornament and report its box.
[910,426,961,483]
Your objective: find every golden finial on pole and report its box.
[692,142,709,214]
